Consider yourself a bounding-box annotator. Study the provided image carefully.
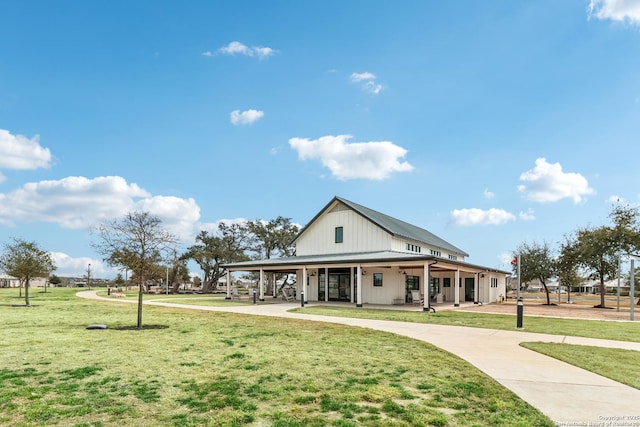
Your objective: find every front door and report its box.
[464,277,475,302]
[328,268,351,301]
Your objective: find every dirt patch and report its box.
[460,300,636,321]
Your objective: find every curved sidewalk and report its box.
[78,291,640,425]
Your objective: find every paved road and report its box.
[77,291,640,425]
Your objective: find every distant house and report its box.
[223,196,508,309]
[0,274,20,288]
[0,274,47,288]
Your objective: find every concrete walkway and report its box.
[77,291,640,425]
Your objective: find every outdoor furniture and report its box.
[411,290,424,306]
[281,287,295,302]
[231,286,241,300]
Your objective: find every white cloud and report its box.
[50,252,107,278]
[217,41,277,59]
[230,109,264,125]
[0,129,53,182]
[134,195,201,241]
[350,72,377,82]
[449,208,516,226]
[201,51,213,57]
[0,176,201,242]
[288,134,413,180]
[588,0,640,26]
[350,72,383,94]
[483,188,495,199]
[517,158,595,204]
[519,209,536,221]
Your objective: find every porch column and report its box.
[423,263,431,312]
[474,273,480,304]
[454,268,460,307]
[272,273,277,298]
[356,265,363,307]
[325,269,329,302]
[259,269,265,301]
[225,270,231,300]
[302,266,308,303]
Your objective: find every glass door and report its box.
[405,275,420,303]
[328,268,351,301]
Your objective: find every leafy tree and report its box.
[93,211,177,328]
[246,217,300,294]
[49,274,62,288]
[0,238,56,306]
[568,205,640,308]
[557,237,582,302]
[513,241,556,305]
[169,257,191,293]
[114,272,125,288]
[182,223,249,293]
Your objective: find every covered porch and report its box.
[223,252,508,311]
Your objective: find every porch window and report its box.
[373,273,383,287]
[335,226,343,243]
[443,278,451,287]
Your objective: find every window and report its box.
[406,243,421,253]
[430,249,441,257]
[443,277,451,288]
[448,254,457,261]
[373,273,383,287]
[491,277,498,288]
[335,226,343,243]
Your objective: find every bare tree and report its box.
[93,211,177,328]
[0,238,56,306]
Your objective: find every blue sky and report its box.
[1,0,639,278]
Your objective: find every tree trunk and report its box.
[25,280,30,306]
[201,279,214,293]
[137,280,144,328]
[598,276,606,308]
[542,283,551,305]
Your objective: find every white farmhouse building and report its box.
[224,196,508,310]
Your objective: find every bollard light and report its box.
[516,297,524,329]
[301,289,305,307]
[253,289,257,305]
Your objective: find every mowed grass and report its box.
[521,342,640,390]
[292,306,640,342]
[0,288,554,427]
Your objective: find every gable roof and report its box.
[294,196,469,257]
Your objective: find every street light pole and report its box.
[87,263,91,290]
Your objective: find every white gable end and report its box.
[296,205,392,256]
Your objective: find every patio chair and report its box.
[231,286,241,300]
[411,290,424,306]
[281,287,295,302]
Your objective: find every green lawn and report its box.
[0,288,553,426]
[292,305,640,342]
[521,342,640,390]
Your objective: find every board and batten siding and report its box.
[296,209,392,256]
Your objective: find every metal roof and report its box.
[294,196,469,257]
[223,250,509,274]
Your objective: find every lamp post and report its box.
[630,257,636,322]
[87,263,91,290]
